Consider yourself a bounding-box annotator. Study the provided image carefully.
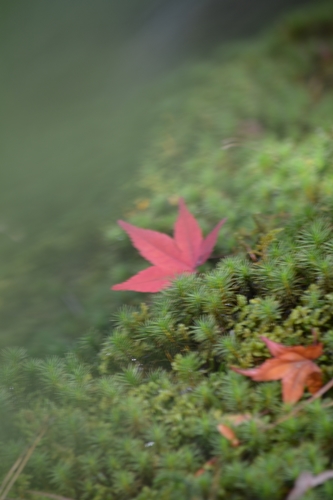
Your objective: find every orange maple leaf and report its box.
[232,337,323,404]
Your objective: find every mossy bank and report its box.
[1,3,333,499]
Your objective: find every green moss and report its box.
[107,2,333,267]
[1,3,333,499]
[2,209,333,499]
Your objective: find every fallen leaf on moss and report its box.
[232,337,323,404]
[195,457,218,477]
[217,424,240,446]
[217,413,253,446]
[112,198,226,292]
[286,470,333,500]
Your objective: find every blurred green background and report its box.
[0,0,323,354]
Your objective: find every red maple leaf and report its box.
[232,337,323,404]
[112,198,226,292]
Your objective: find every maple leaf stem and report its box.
[267,377,333,430]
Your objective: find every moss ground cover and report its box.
[107,2,333,286]
[1,3,333,499]
[3,210,333,499]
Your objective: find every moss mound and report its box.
[108,2,333,276]
[1,3,333,499]
[2,210,333,499]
